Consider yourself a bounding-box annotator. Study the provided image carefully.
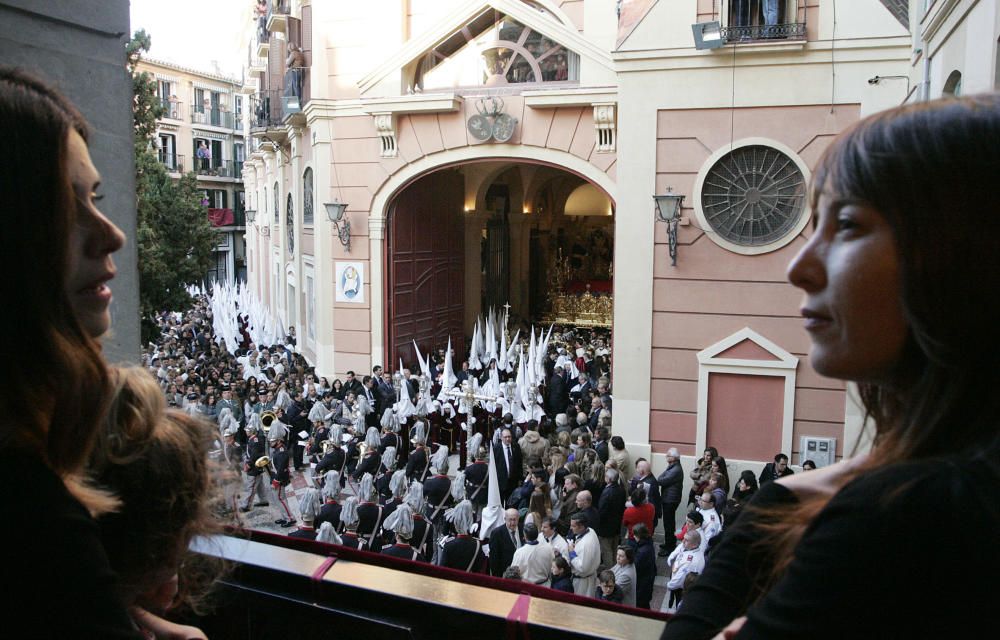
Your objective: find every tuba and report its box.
[254,455,272,469]
[261,411,277,434]
[320,439,339,456]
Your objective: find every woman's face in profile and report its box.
[787,192,907,383]
[65,130,125,338]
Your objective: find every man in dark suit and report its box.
[759,452,794,485]
[593,426,610,464]
[657,447,684,555]
[597,468,627,569]
[492,427,523,507]
[546,366,569,416]
[454,361,471,385]
[375,371,396,418]
[342,370,364,398]
[361,376,379,429]
[488,508,522,577]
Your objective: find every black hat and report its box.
[186,392,199,400]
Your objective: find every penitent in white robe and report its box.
[568,528,601,598]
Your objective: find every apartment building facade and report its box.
[138,58,248,284]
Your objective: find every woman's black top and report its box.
[550,574,574,593]
[663,457,999,639]
[3,451,140,638]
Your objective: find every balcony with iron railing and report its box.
[193,158,242,180]
[158,97,183,121]
[250,89,283,130]
[157,150,184,173]
[191,104,236,129]
[720,0,807,44]
[266,0,290,34]
[247,37,266,73]
[282,66,310,119]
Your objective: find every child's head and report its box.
[95,367,220,612]
[598,569,616,596]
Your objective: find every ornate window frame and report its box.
[692,137,811,256]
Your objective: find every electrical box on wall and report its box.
[800,436,836,468]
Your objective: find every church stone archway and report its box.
[382,156,615,370]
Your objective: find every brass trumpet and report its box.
[254,455,271,469]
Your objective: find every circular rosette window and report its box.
[699,144,807,250]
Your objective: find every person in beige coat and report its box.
[609,435,631,479]
[518,426,550,474]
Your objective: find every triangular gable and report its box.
[357,0,615,96]
[716,338,780,361]
[698,327,797,369]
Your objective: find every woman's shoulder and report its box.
[826,456,999,529]
[837,455,996,506]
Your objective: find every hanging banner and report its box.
[335,261,364,303]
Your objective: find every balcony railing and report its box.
[282,67,309,117]
[186,532,668,639]
[159,98,182,120]
[157,151,184,172]
[250,89,283,129]
[721,21,806,42]
[193,158,241,179]
[191,105,236,129]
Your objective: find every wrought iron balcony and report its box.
[192,158,240,179]
[191,105,236,129]
[158,97,182,120]
[157,150,183,173]
[282,67,309,117]
[721,21,806,42]
[250,89,283,130]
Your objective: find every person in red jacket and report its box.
[622,485,655,541]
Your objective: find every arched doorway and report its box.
[384,159,615,370]
[386,169,466,367]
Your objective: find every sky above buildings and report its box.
[130,0,246,78]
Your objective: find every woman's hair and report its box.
[703,446,718,462]
[95,369,221,612]
[0,67,112,496]
[709,471,728,493]
[712,455,730,488]
[630,485,647,505]
[610,435,625,450]
[556,430,571,449]
[617,545,635,564]
[528,490,551,523]
[552,555,571,575]
[734,469,758,497]
[760,94,1000,586]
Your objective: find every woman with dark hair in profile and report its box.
[663,95,1000,638]
[0,67,133,635]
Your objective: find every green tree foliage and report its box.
[129,30,217,341]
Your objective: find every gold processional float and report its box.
[540,250,613,328]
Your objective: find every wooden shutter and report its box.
[301,5,312,66]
